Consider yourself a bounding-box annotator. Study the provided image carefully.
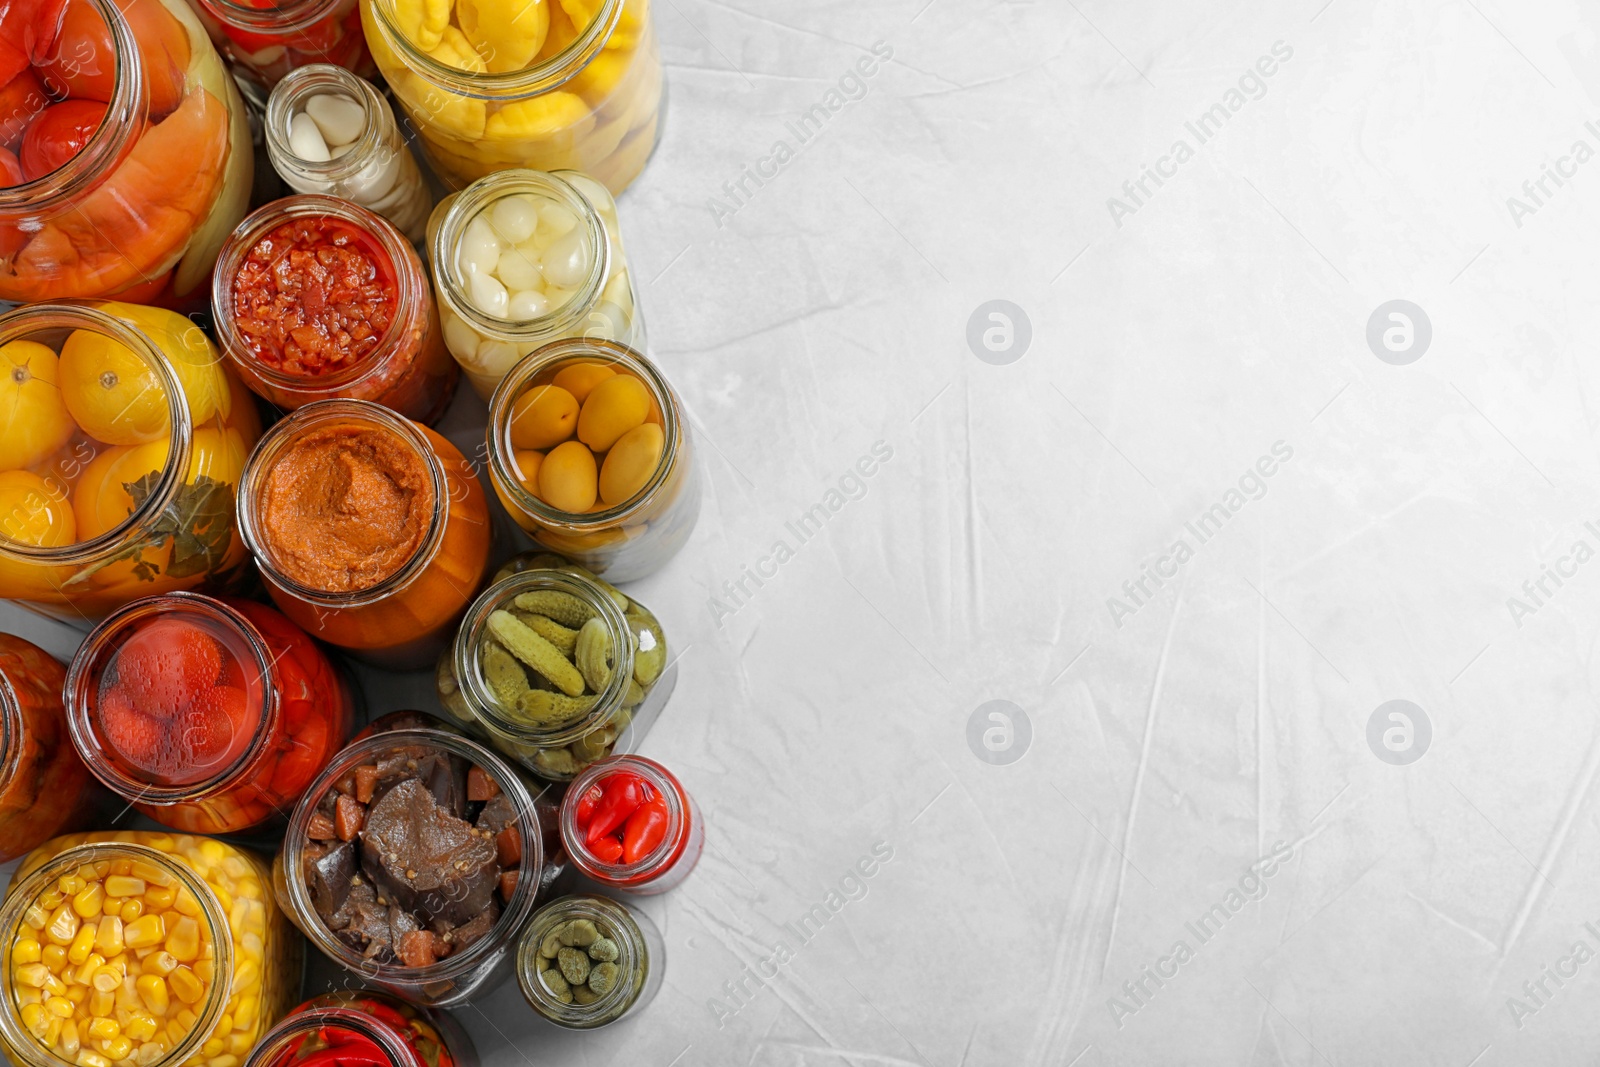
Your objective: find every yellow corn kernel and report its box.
[173,1009,195,1031]
[142,885,174,911]
[104,1036,132,1061]
[134,975,169,1016]
[198,841,225,866]
[77,1053,110,1067]
[94,916,123,957]
[210,1056,238,1067]
[216,1013,231,1033]
[166,967,203,1006]
[63,984,87,1005]
[128,862,170,888]
[46,903,81,945]
[13,938,40,964]
[85,1017,119,1041]
[119,900,143,923]
[236,879,261,901]
[193,958,214,985]
[42,944,67,971]
[23,903,47,929]
[39,889,63,909]
[171,892,198,919]
[71,883,104,919]
[123,1013,157,1042]
[163,918,199,964]
[109,859,132,877]
[19,1002,44,1031]
[144,951,178,977]
[165,1018,189,1043]
[201,1038,224,1056]
[57,875,84,896]
[16,962,50,988]
[15,986,41,1006]
[46,995,73,1018]
[98,900,119,921]
[227,1032,254,1056]
[229,994,256,1031]
[42,974,67,997]
[90,963,123,993]
[88,989,113,1017]
[60,1018,80,1056]
[123,915,164,950]
[43,1016,60,1046]
[72,952,105,987]
[103,876,145,899]
[68,924,98,965]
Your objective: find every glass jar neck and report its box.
[0,677,22,802]
[243,1008,419,1067]
[265,67,393,188]
[561,756,688,882]
[518,895,644,1026]
[198,0,342,34]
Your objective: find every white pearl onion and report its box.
[489,195,539,243]
[496,248,542,292]
[442,309,480,361]
[507,289,549,320]
[288,112,329,162]
[537,204,578,241]
[468,270,509,318]
[304,93,366,147]
[542,228,589,288]
[461,217,502,275]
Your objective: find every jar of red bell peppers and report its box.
[243,991,476,1067]
[561,756,701,894]
[64,591,356,835]
[188,0,375,100]
[214,195,458,426]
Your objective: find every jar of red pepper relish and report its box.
[561,756,701,894]
[64,591,356,835]
[243,991,476,1067]
[213,195,458,425]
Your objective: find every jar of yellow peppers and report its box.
[0,832,299,1067]
[359,0,661,193]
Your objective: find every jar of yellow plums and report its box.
[0,303,262,626]
[0,832,299,1067]
[359,0,662,193]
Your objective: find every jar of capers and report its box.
[516,895,662,1029]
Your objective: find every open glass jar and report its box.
[435,556,675,781]
[0,636,104,864]
[0,832,300,1067]
[359,0,662,192]
[213,195,457,425]
[65,592,356,836]
[486,339,698,582]
[0,0,253,305]
[428,169,643,400]
[271,719,553,1006]
[562,756,700,894]
[244,991,476,1067]
[237,399,492,668]
[516,894,661,1029]
[265,66,432,244]
[0,302,262,626]
[188,0,375,99]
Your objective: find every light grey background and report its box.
[11,0,1600,1063]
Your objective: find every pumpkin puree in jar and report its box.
[259,424,434,591]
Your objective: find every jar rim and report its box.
[242,1006,419,1067]
[264,68,390,187]
[195,0,345,35]
[515,893,645,1028]
[560,755,689,883]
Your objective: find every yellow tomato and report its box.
[598,422,663,505]
[551,362,615,403]
[58,330,172,447]
[538,440,597,512]
[510,384,579,450]
[0,471,75,548]
[93,302,226,429]
[0,341,77,473]
[577,374,650,452]
[71,428,245,543]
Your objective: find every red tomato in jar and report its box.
[0,68,47,149]
[18,98,105,180]
[33,0,190,118]
[0,146,22,186]
[0,0,68,85]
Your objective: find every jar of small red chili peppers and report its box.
[243,991,476,1067]
[561,756,701,894]
[64,592,356,836]
[213,195,458,425]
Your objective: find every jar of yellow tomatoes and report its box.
[0,832,299,1067]
[0,303,262,626]
[360,0,661,193]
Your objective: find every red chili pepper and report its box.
[621,794,670,863]
[588,834,624,864]
[584,773,644,847]
[573,784,604,829]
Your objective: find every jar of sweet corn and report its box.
[0,832,300,1067]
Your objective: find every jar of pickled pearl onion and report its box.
[427,169,643,400]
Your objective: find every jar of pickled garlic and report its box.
[561,756,701,894]
[0,0,253,305]
[0,832,299,1067]
[515,894,661,1029]
[0,302,263,626]
[429,169,643,400]
[213,195,458,425]
[265,66,432,244]
[244,992,476,1067]
[0,636,106,864]
[237,399,492,668]
[272,718,554,1006]
[359,0,662,193]
[435,555,675,781]
[65,593,356,836]
[188,0,374,100]
[485,339,697,582]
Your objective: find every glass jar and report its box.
[65,592,356,836]
[0,0,253,305]
[435,556,675,781]
[359,0,662,193]
[516,894,661,1029]
[244,992,476,1067]
[0,636,105,864]
[0,302,263,626]
[265,66,432,244]
[272,720,551,1007]
[486,339,698,582]
[188,0,375,99]
[562,756,700,894]
[428,169,643,400]
[213,195,458,425]
[237,399,492,668]
[0,832,299,1067]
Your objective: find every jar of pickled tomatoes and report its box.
[213,195,458,425]
[0,636,106,864]
[244,992,476,1067]
[0,302,263,626]
[237,399,492,668]
[188,0,375,100]
[486,339,698,582]
[561,756,701,894]
[0,832,299,1067]
[359,0,662,193]
[0,0,253,305]
[64,592,356,836]
[429,169,643,400]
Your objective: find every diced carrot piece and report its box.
[495,826,521,867]
[334,794,365,841]
[396,930,436,968]
[306,811,337,840]
[353,764,379,803]
[466,766,499,802]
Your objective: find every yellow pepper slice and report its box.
[460,0,550,71]
[485,92,592,143]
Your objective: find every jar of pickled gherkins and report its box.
[237,399,493,668]
[65,593,356,836]
[213,195,458,424]
[486,339,697,582]
[359,0,662,193]
[244,991,476,1067]
[265,66,432,244]
[428,169,642,400]
[515,894,661,1029]
[0,303,263,626]
[0,832,299,1067]
[435,555,675,781]
[0,0,253,305]
[0,636,106,864]
[189,0,375,99]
